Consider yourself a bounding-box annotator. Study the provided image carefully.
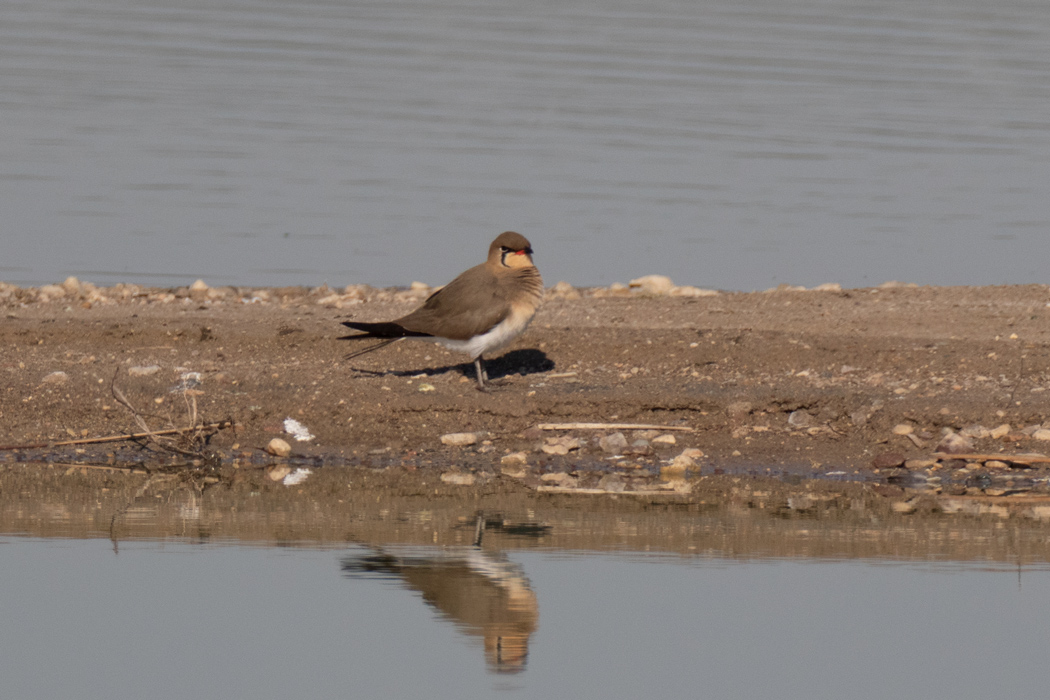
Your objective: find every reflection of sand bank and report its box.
[342,546,539,673]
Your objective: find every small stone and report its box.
[990,424,1011,439]
[39,284,66,299]
[541,437,581,455]
[892,423,914,436]
[41,371,69,384]
[810,283,842,292]
[597,474,626,492]
[628,274,675,295]
[651,434,677,447]
[788,410,813,428]
[267,465,292,481]
[441,432,478,446]
[959,424,991,439]
[417,383,436,393]
[190,279,209,292]
[440,471,476,486]
[872,452,906,469]
[669,285,719,297]
[935,432,974,454]
[1033,429,1050,441]
[61,276,82,295]
[850,410,869,427]
[983,460,1009,469]
[266,438,292,457]
[128,365,161,377]
[547,281,581,300]
[891,500,917,514]
[500,452,528,467]
[598,432,629,454]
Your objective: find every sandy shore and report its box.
[3,279,1050,504]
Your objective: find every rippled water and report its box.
[3,0,1050,290]
[3,537,1050,700]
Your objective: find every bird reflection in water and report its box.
[340,515,543,673]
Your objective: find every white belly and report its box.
[438,305,536,359]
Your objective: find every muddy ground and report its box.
[4,280,1050,506]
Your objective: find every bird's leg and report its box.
[474,356,488,391]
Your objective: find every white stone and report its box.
[441,432,478,446]
[651,433,677,447]
[440,471,476,486]
[1032,429,1050,441]
[283,418,315,442]
[669,285,719,297]
[541,436,581,455]
[190,279,209,291]
[128,365,161,377]
[892,423,914,436]
[628,274,675,295]
[41,371,69,384]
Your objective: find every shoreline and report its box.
[3,279,1050,507]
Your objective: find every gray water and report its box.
[3,0,1050,291]
[2,536,1050,700]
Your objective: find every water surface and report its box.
[3,0,1050,290]
[3,537,1050,700]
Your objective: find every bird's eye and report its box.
[500,246,511,252]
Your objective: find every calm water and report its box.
[3,0,1050,291]
[3,537,1050,700]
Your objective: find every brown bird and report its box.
[340,232,544,390]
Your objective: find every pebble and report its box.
[959,424,990,439]
[1033,429,1050,441]
[189,279,209,292]
[598,432,629,454]
[596,474,626,492]
[669,285,719,297]
[41,371,69,384]
[283,418,315,442]
[267,465,292,481]
[283,468,312,486]
[266,438,292,457]
[628,274,675,295]
[651,433,677,447]
[440,432,478,447]
[128,365,161,377]
[872,452,906,469]
[62,276,82,295]
[500,451,529,466]
[440,471,476,486]
[788,410,814,428]
[984,460,1009,469]
[547,281,581,300]
[891,423,914,436]
[935,432,974,455]
[990,424,1011,439]
[542,436,581,455]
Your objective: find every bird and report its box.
[339,231,543,390]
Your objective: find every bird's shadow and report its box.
[349,348,554,383]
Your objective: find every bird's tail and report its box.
[339,321,429,361]
[339,321,433,339]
